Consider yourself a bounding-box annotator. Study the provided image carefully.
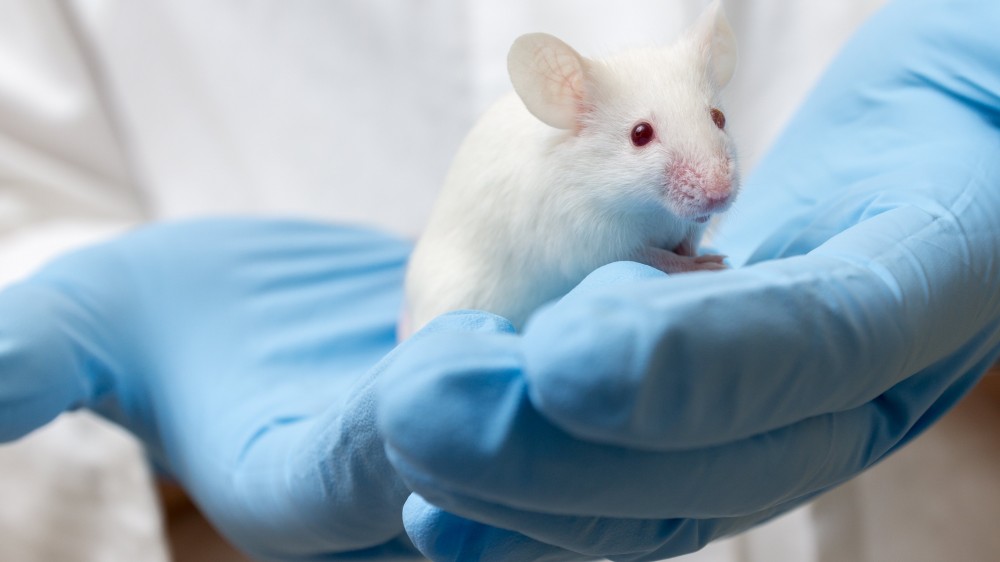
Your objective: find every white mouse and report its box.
[403,0,739,336]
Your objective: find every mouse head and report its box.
[508,0,739,223]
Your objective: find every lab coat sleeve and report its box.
[0,0,144,282]
[0,3,167,561]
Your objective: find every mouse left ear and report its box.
[508,33,590,130]
[691,0,738,89]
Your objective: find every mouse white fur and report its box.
[404,0,739,335]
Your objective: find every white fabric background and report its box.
[1,1,997,560]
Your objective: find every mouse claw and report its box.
[693,260,728,271]
[693,254,728,264]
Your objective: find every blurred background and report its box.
[0,1,998,560]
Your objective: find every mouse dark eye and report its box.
[630,122,655,147]
[710,107,726,129]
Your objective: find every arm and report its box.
[0,6,423,560]
[0,3,156,559]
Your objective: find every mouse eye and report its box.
[710,107,726,129]
[630,122,655,147]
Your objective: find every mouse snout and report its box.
[664,158,735,218]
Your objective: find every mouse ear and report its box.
[508,33,589,130]
[691,0,738,89]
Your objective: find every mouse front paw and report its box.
[642,247,728,274]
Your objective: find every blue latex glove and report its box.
[0,219,426,561]
[377,0,1000,559]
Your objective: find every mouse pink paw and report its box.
[643,247,728,274]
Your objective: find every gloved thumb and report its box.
[0,241,134,442]
[0,280,113,441]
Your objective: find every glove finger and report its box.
[0,246,128,442]
[403,495,599,562]
[380,330,998,519]
[402,490,816,562]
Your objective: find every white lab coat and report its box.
[2,1,998,561]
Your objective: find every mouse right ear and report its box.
[508,33,589,130]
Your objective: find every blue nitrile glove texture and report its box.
[377,0,1000,560]
[0,219,429,561]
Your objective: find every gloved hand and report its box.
[0,218,428,561]
[376,0,1000,559]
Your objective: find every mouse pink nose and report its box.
[666,160,733,215]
